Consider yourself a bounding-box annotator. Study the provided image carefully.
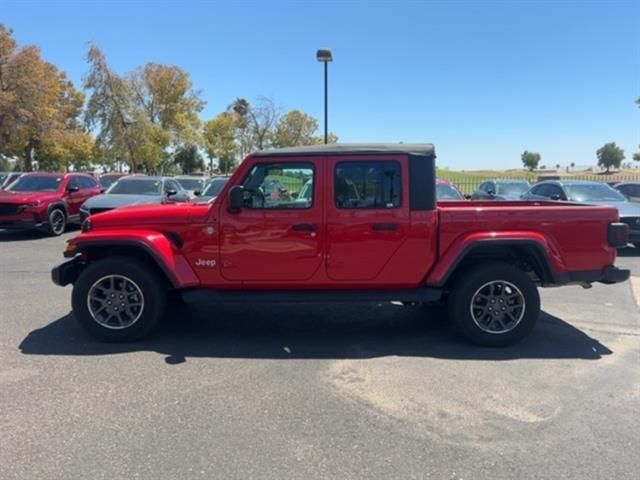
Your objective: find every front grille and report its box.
[0,203,21,216]
[89,208,112,215]
[620,217,640,230]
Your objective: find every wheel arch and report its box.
[68,235,200,289]
[432,239,561,288]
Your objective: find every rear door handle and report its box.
[291,223,317,232]
[372,223,398,231]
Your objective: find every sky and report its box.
[2,0,639,169]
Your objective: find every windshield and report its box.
[99,175,123,189]
[8,175,62,192]
[565,184,626,202]
[201,178,228,197]
[496,183,530,196]
[436,184,463,200]
[0,174,7,185]
[106,179,162,195]
[177,178,205,191]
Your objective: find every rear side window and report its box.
[335,161,401,209]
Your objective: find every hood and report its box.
[82,194,163,210]
[0,189,61,204]
[89,202,209,228]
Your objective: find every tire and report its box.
[45,208,67,236]
[71,257,166,342]
[447,262,540,347]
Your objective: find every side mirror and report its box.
[291,192,299,199]
[550,194,561,201]
[100,188,106,193]
[228,185,244,213]
[166,189,178,197]
[194,190,202,196]
[487,190,496,196]
[67,186,80,193]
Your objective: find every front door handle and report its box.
[372,223,398,231]
[291,223,317,232]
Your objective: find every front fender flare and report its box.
[66,230,200,288]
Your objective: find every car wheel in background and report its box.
[45,208,67,236]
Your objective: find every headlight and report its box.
[21,200,42,209]
[81,218,92,232]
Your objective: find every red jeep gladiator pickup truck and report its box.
[51,144,630,346]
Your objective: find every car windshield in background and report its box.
[8,176,62,192]
[177,179,205,191]
[0,174,8,184]
[436,184,463,200]
[565,184,626,202]
[99,175,122,189]
[202,178,228,197]
[106,179,162,195]
[497,183,530,196]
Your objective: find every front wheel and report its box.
[45,208,66,236]
[71,257,166,342]
[448,263,540,347]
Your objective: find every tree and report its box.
[84,45,204,173]
[129,62,204,149]
[0,24,88,171]
[228,97,251,158]
[555,163,560,170]
[246,96,279,151]
[203,112,237,173]
[596,142,625,173]
[570,162,575,170]
[274,110,319,147]
[521,151,541,171]
[173,144,204,174]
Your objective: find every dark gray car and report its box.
[613,182,640,203]
[79,176,189,223]
[522,180,640,245]
[471,179,531,200]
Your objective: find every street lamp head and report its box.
[316,48,333,62]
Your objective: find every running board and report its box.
[180,287,443,304]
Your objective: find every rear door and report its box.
[326,155,410,280]
[219,158,324,282]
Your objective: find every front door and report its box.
[219,159,324,282]
[326,156,410,281]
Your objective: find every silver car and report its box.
[79,176,190,223]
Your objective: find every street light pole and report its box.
[316,48,333,144]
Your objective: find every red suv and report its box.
[0,172,102,236]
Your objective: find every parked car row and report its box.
[0,172,229,236]
[438,178,640,246]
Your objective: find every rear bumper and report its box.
[51,257,83,287]
[559,266,630,285]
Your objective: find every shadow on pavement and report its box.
[20,302,613,364]
[0,225,79,242]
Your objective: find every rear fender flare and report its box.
[427,232,567,286]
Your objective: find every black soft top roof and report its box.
[251,143,435,158]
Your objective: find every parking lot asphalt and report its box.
[1,229,639,480]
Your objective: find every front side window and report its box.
[565,184,625,202]
[335,161,401,209]
[241,163,314,209]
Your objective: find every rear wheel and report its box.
[45,208,66,236]
[448,263,540,347]
[71,257,166,342]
